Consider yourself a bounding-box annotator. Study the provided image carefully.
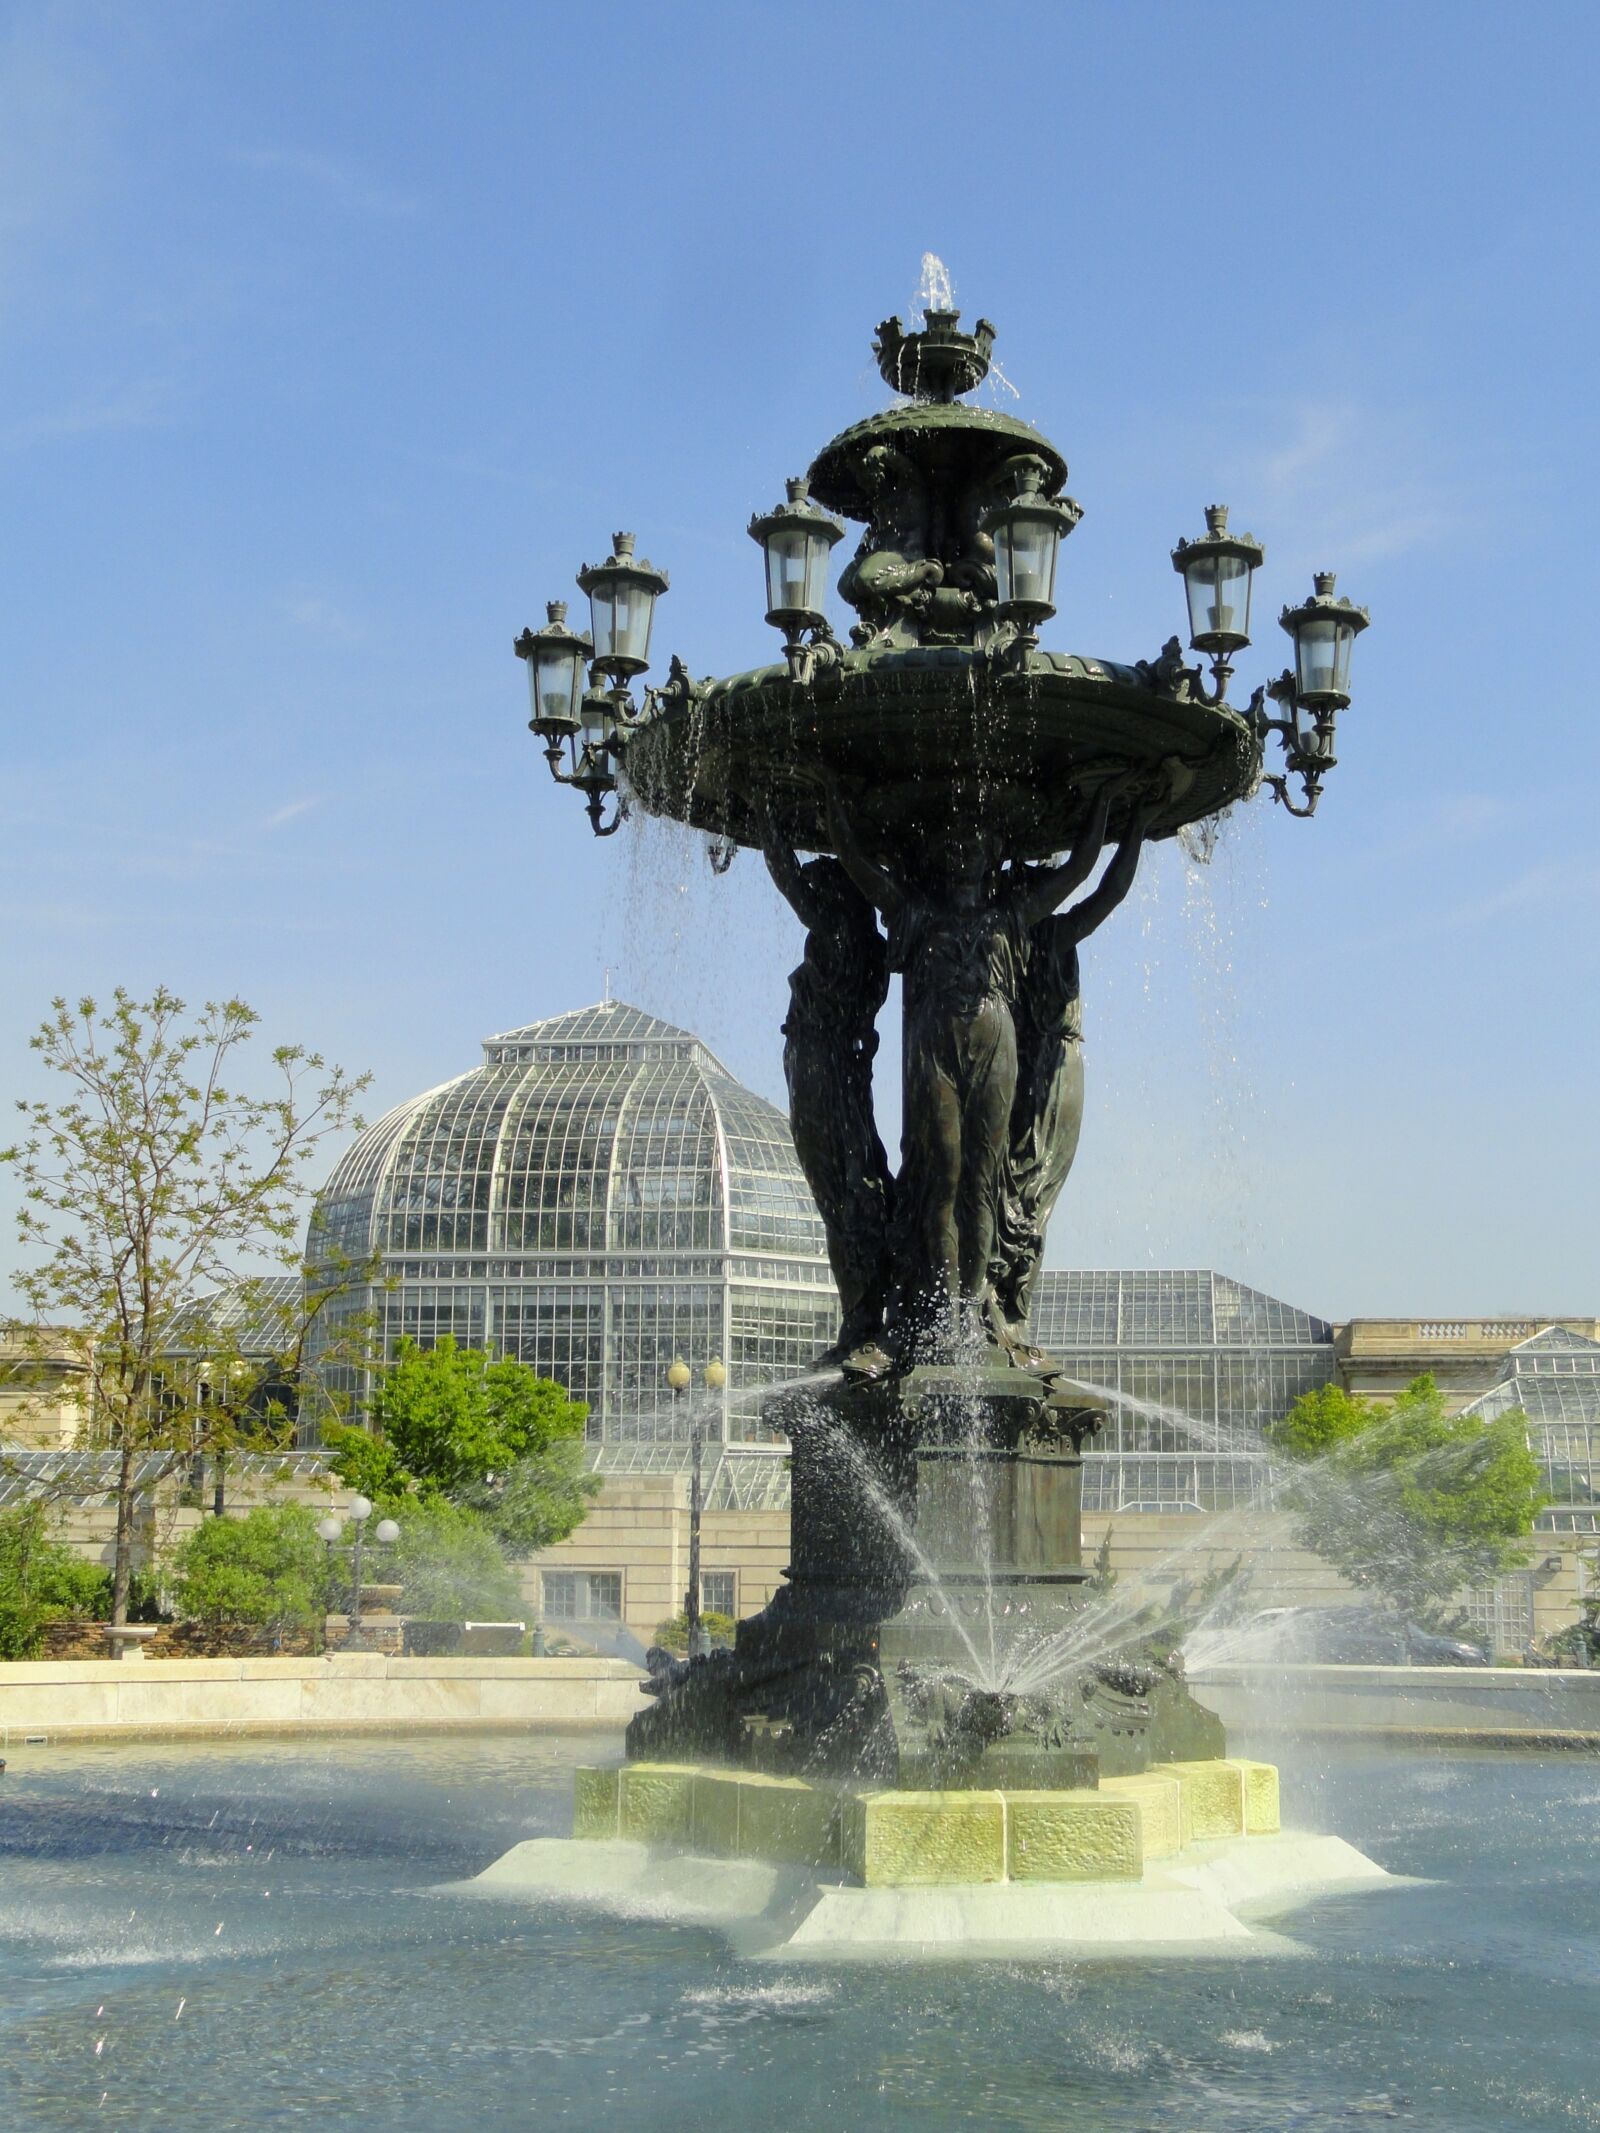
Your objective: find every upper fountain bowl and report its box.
[875,308,997,402]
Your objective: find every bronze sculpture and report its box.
[517,301,1368,1785]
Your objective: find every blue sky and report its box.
[2,0,1596,1321]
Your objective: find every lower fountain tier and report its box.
[626,1363,1224,1781]
[620,645,1262,862]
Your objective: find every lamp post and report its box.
[317,1500,400,1650]
[667,1356,726,1660]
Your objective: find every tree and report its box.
[1,989,369,1624]
[172,1502,330,1642]
[1266,1372,1548,1622]
[325,1336,596,1555]
[0,1501,112,1659]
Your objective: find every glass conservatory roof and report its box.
[307,1000,827,1268]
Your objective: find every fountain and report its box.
[504,293,1378,1941]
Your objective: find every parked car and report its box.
[1223,1605,1488,1667]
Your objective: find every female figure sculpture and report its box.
[826,772,1170,1360]
[763,835,894,1359]
[991,787,1160,1357]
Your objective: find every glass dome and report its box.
[304,1001,835,1446]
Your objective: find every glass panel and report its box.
[534,648,583,727]
[765,528,822,615]
[1295,616,1339,698]
[579,696,611,751]
[701,1569,736,1615]
[1186,554,1251,644]
[588,584,617,662]
[999,512,1058,610]
[611,579,656,665]
[1332,617,1356,693]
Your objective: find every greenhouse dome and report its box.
[303,1001,835,1445]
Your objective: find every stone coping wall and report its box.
[1190,1661,1600,1744]
[0,1654,646,1744]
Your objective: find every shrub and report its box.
[0,1501,113,1659]
[172,1504,330,1640]
[651,1610,736,1655]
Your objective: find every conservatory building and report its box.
[302,1001,837,1447]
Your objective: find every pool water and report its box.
[1,1730,1597,2131]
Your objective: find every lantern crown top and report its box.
[1171,502,1264,575]
[747,474,846,551]
[1281,572,1370,633]
[577,531,669,597]
[873,306,998,403]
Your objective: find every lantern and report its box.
[1171,504,1264,657]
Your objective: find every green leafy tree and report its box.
[326,1336,596,1555]
[1266,1372,1548,1622]
[172,1503,330,1640]
[1,989,370,1624]
[0,1502,112,1658]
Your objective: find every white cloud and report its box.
[231,145,419,219]
[262,796,322,830]
[281,589,364,644]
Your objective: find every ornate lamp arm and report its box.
[1248,673,1337,820]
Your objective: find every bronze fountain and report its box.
[516,302,1368,1789]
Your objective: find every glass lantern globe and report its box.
[514,601,591,745]
[1171,505,1265,657]
[348,1494,372,1523]
[667,1357,692,1393]
[577,532,668,681]
[748,477,844,629]
[981,462,1083,625]
[316,1515,342,1544]
[374,1518,400,1546]
[1280,572,1370,710]
[703,1357,727,1391]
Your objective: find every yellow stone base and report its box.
[572,1757,1281,1887]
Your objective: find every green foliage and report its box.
[382,1494,525,1623]
[0,987,370,1621]
[1087,1529,1117,1594]
[172,1504,330,1633]
[329,1337,597,1558]
[0,1501,113,1658]
[1268,1373,1549,1621]
[367,1336,588,1491]
[652,1610,736,1655]
[1265,1381,1382,1460]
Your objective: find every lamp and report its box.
[1172,504,1264,698]
[1280,572,1369,711]
[577,532,668,683]
[515,600,591,765]
[982,459,1082,630]
[667,1356,692,1394]
[750,478,844,633]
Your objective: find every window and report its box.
[542,1570,623,1620]
[700,1570,736,1617]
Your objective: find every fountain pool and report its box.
[2,1730,1596,2131]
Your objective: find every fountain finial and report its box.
[873,308,998,403]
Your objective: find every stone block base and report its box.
[844,1789,1006,1887]
[1006,1788,1141,1881]
[572,1756,1282,1887]
[1098,1771,1185,1858]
